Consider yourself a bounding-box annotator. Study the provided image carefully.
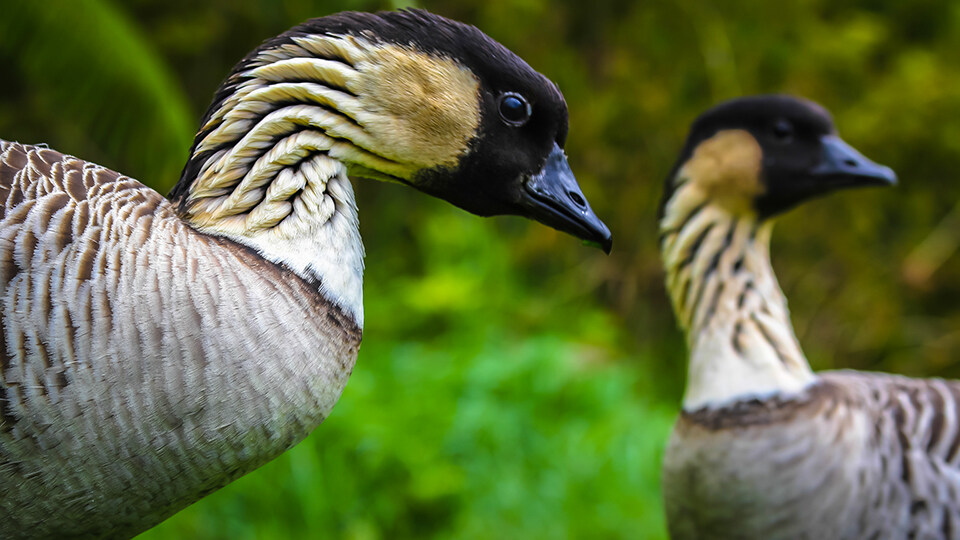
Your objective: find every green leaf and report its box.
[0,0,193,192]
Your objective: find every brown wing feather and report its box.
[667,371,960,538]
[0,141,165,434]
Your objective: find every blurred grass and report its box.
[4,0,960,537]
[0,0,194,190]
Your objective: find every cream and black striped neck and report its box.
[173,34,371,323]
[166,28,483,327]
[660,176,815,411]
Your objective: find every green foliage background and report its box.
[3,0,960,537]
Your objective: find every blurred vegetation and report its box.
[4,0,960,537]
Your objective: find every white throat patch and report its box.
[216,155,365,327]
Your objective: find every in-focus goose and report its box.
[656,95,960,539]
[0,10,611,538]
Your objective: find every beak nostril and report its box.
[568,191,586,207]
[844,159,858,168]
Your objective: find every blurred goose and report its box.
[657,95,960,539]
[0,9,611,538]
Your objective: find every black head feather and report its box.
[660,95,895,220]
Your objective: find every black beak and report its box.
[812,135,898,187]
[519,143,613,253]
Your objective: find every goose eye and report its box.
[498,93,531,126]
[772,119,794,142]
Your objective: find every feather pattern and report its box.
[665,371,960,539]
[0,140,361,539]
[660,175,814,411]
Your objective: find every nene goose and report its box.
[0,10,611,538]
[656,95,960,539]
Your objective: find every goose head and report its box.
[661,94,896,222]
[172,9,611,252]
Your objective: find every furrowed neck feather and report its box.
[166,29,483,328]
[660,175,815,411]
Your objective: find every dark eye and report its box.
[772,119,794,142]
[498,92,531,126]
